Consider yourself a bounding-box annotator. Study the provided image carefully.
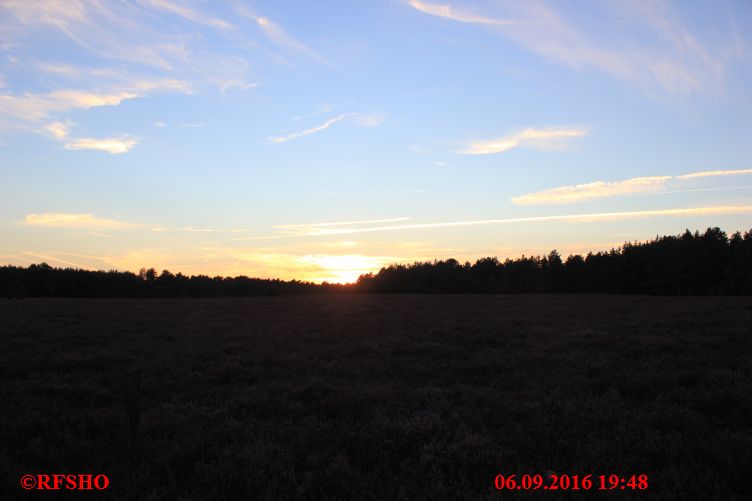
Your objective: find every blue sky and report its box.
[1,0,752,282]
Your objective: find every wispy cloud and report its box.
[234,4,330,66]
[139,0,235,30]
[461,126,588,155]
[43,120,73,139]
[276,217,412,235]
[269,113,357,143]
[513,168,752,205]
[0,0,333,157]
[19,212,258,233]
[676,168,752,180]
[0,0,287,144]
[226,205,752,242]
[2,1,175,69]
[303,206,752,236]
[408,0,735,99]
[0,75,184,154]
[409,0,510,26]
[20,212,244,233]
[0,80,191,123]
[513,176,672,205]
[338,206,752,234]
[2,90,135,122]
[64,136,139,154]
[22,212,138,229]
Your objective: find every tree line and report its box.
[1,265,344,299]
[3,227,751,298]
[356,227,752,295]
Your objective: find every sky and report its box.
[1,0,752,283]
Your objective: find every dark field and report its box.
[1,295,751,500]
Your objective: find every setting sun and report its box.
[299,254,391,284]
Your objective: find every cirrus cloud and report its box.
[512,176,672,205]
[22,212,138,229]
[408,0,736,100]
[676,168,752,180]
[0,79,191,124]
[512,168,752,205]
[409,0,510,26]
[0,0,320,149]
[461,126,589,155]
[269,111,384,144]
[222,204,752,242]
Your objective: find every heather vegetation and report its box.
[2,295,750,499]
[2,227,752,298]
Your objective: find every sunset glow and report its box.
[1,1,751,282]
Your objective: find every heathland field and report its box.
[1,295,750,499]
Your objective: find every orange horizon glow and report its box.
[0,236,707,284]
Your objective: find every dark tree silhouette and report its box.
[1,264,346,298]
[356,227,752,296]
[2,227,751,297]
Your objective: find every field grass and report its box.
[1,294,751,499]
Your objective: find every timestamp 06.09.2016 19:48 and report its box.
[494,473,649,492]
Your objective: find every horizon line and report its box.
[3,225,748,284]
